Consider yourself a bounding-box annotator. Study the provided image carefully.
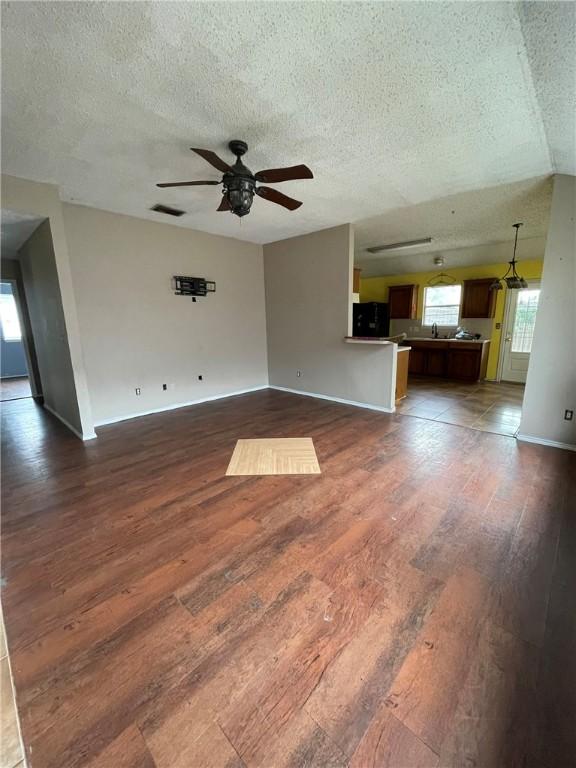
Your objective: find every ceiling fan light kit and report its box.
[157,140,313,218]
[490,223,528,291]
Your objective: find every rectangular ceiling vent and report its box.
[150,203,185,217]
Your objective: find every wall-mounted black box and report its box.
[174,276,216,297]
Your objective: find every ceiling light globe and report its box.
[228,188,253,217]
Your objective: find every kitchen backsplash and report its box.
[390,318,493,340]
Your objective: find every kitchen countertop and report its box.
[344,336,393,345]
[403,337,490,344]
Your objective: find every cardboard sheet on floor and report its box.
[226,438,321,476]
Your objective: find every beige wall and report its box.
[63,204,268,425]
[264,224,396,411]
[519,174,576,449]
[2,175,95,438]
[18,221,85,433]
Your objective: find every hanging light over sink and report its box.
[490,223,528,291]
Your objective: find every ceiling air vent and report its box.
[150,203,185,217]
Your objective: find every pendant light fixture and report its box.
[490,223,528,291]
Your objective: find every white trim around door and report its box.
[497,281,541,383]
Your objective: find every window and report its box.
[0,286,22,342]
[422,284,462,326]
[511,289,540,353]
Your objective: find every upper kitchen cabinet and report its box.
[461,278,497,318]
[388,284,418,319]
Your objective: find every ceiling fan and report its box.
[157,140,313,218]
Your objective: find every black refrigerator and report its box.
[352,302,390,337]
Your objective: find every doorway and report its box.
[0,281,32,401]
[499,283,541,384]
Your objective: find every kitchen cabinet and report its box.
[461,278,497,318]
[353,267,361,294]
[388,284,418,319]
[407,346,426,375]
[407,340,449,377]
[426,348,448,377]
[395,348,410,402]
[406,340,490,381]
[447,348,485,380]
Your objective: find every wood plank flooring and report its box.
[1,390,574,768]
[0,376,32,402]
[1,611,25,768]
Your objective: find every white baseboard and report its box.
[516,433,576,453]
[43,403,97,441]
[269,385,395,414]
[94,385,269,427]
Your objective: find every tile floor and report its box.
[0,612,25,768]
[397,376,525,437]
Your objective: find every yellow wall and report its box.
[360,259,543,379]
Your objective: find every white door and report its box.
[501,284,540,383]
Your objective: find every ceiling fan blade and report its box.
[254,164,313,183]
[256,186,302,211]
[156,180,221,188]
[190,148,232,173]
[217,196,231,212]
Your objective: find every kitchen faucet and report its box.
[431,322,439,339]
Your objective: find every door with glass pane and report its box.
[501,284,540,383]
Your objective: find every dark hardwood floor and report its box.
[1,391,575,768]
[0,376,32,402]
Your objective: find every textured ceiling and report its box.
[355,176,553,276]
[0,209,44,254]
[1,1,574,245]
[357,236,549,279]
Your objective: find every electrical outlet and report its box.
[198,375,203,381]
[162,384,167,391]
[135,388,141,396]
[296,370,302,377]
[564,409,574,421]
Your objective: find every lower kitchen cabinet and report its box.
[395,348,410,402]
[447,348,484,380]
[406,340,490,381]
[427,348,448,377]
[407,346,426,375]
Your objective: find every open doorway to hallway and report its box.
[1,207,94,440]
[0,281,32,401]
